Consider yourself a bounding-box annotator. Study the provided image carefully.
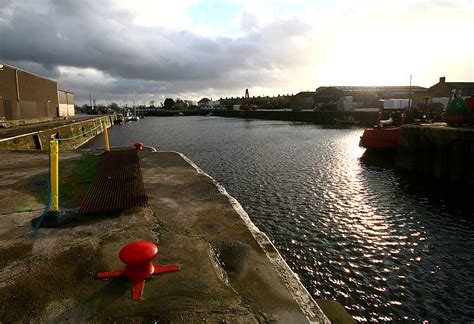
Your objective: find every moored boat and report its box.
[114,113,125,125]
[359,125,400,149]
[359,100,402,150]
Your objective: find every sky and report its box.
[0,0,472,105]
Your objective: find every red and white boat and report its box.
[359,124,400,149]
[359,100,402,150]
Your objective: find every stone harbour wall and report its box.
[396,125,474,185]
[0,115,115,150]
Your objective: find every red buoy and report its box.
[96,241,180,300]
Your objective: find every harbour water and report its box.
[85,116,473,322]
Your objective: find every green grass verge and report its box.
[35,153,103,208]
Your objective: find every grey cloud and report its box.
[1,60,62,79]
[0,0,317,101]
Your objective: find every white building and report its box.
[58,89,75,117]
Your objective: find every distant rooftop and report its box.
[440,82,474,89]
[0,62,58,83]
[317,86,427,93]
[314,86,428,98]
[428,77,474,96]
[433,76,474,89]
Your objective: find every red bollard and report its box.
[96,241,180,300]
[134,142,143,150]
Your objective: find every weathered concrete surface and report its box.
[0,149,332,323]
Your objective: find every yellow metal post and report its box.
[102,120,110,151]
[50,139,59,211]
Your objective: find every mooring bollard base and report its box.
[96,241,180,301]
[31,209,78,228]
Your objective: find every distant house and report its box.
[428,77,474,98]
[184,100,197,107]
[197,98,223,110]
[174,99,188,110]
[198,98,211,109]
[209,100,222,109]
[425,77,474,108]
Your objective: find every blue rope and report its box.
[24,150,51,237]
[23,120,106,237]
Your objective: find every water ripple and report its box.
[86,117,474,322]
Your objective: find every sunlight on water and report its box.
[86,117,474,322]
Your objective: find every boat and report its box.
[124,111,133,122]
[129,90,139,121]
[334,116,360,125]
[114,113,125,125]
[360,75,420,150]
[0,117,10,128]
[359,125,400,149]
[359,101,401,150]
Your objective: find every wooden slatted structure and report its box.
[79,149,148,214]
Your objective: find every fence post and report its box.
[102,119,110,151]
[50,139,59,211]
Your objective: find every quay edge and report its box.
[396,124,474,185]
[176,151,350,323]
[0,147,353,323]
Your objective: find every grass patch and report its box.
[35,153,103,208]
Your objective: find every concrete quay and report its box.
[0,148,352,323]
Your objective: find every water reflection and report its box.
[360,149,396,168]
[85,117,474,322]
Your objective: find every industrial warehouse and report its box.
[289,77,474,111]
[0,63,74,121]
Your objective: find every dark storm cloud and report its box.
[0,0,315,101]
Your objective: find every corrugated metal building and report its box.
[58,89,75,117]
[314,86,428,110]
[290,86,429,111]
[0,63,74,120]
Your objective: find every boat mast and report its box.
[133,90,136,116]
[408,74,412,110]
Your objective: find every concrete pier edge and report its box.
[0,124,351,322]
[172,150,331,323]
